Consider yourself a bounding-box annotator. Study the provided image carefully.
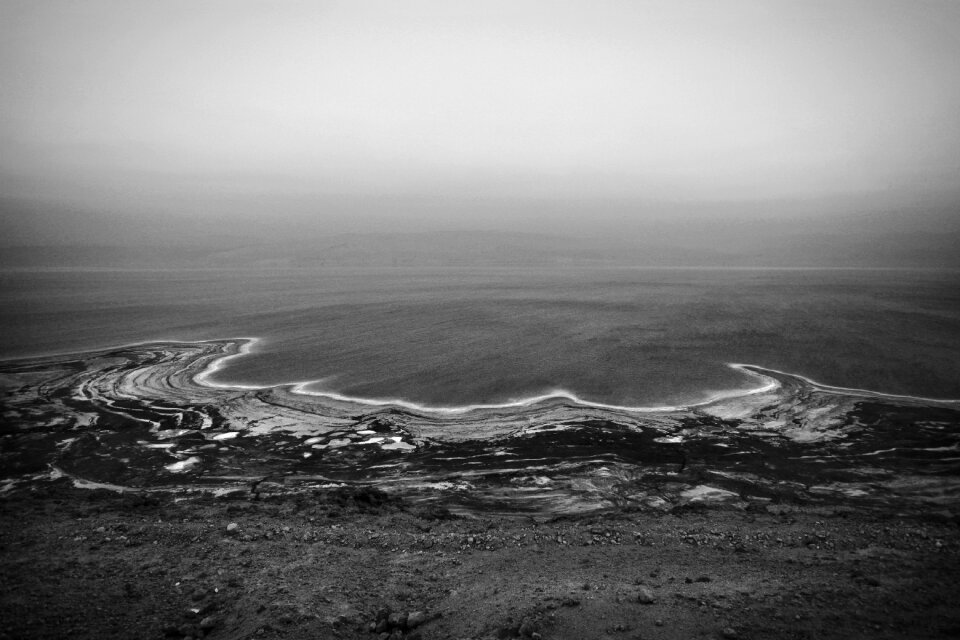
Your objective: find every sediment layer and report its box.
[1,338,958,516]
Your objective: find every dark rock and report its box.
[721,627,738,639]
[199,616,217,631]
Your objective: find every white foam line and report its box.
[192,336,267,389]
[288,384,685,414]
[730,363,960,404]
[286,370,783,415]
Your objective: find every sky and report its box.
[1,0,960,252]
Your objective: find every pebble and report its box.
[519,617,538,637]
[226,523,238,533]
[387,611,408,630]
[407,611,428,628]
[637,587,656,604]
[721,627,738,639]
[199,616,217,631]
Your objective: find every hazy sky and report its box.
[2,0,960,241]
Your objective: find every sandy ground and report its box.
[2,482,959,640]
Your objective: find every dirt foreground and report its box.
[2,483,959,640]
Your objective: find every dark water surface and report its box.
[1,267,958,406]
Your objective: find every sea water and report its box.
[1,266,958,407]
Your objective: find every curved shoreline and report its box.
[191,337,779,414]
[184,336,959,414]
[3,336,956,416]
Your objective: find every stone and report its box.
[387,611,408,630]
[519,617,538,637]
[199,616,217,631]
[226,522,239,534]
[637,587,656,604]
[407,611,428,628]
[721,627,738,639]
